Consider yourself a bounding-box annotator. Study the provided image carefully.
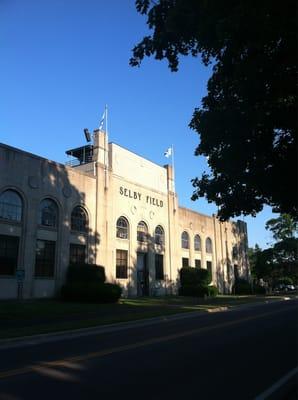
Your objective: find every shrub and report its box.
[61,282,121,303]
[179,285,198,297]
[197,285,209,297]
[207,285,218,297]
[67,264,106,284]
[179,285,212,297]
[180,267,211,287]
[179,267,213,298]
[180,267,199,286]
[254,285,266,295]
[233,278,252,295]
[274,277,293,286]
[197,268,212,286]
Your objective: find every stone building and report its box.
[0,130,249,299]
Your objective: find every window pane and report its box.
[71,206,88,232]
[116,249,128,279]
[39,199,58,228]
[194,235,201,251]
[0,235,19,275]
[0,190,22,222]
[181,232,189,249]
[35,240,55,277]
[207,261,212,277]
[195,259,201,268]
[69,244,86,265]
[155,226,164,245]
[206,238,212,253]
[137,221,148,242]
[155,254,164,280]
[116,217,128,239]
[182,257,189,268]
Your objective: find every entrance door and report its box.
[137,252,149,296]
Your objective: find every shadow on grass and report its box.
[0,295,288,339]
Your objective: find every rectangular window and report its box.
[195,259,201,269]
[116,249,128,279]
[182,257,189,268]
[207,261,212,277]
[155,254,164,280]
[35,240,55,278]
[69,244,86,265]
[0,235,19,275]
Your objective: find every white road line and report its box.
[254,366,298,400]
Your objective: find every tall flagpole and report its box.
[105,104,108,135]
[104,104,108,190]
[171,144,175,193]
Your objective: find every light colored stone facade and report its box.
[0,130,249,299]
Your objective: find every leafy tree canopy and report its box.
[265,214,298,242]
[131,0,297,220]
[250,215,298,285]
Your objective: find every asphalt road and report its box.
[0,299,297,400]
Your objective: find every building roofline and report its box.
[0,142,95,178]
[109,141,169,171]
[178,205,216,220]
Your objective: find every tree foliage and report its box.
[265,214,298,241]
[131,0,297,220]
[250,215,298,285]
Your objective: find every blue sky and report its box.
[0,0,275,248]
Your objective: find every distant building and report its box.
[0,130,249,299]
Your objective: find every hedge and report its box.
[61,282,122,303]
[233,279,252,295]
[207,285,218,297]
[180,267,211,287]
[67,264,106,284]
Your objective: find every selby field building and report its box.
[0,129,249,299]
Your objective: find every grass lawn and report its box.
[0,294,288,340]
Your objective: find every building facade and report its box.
[0,130,249,299]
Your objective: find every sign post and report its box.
[16,268,25,300]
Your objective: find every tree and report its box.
[251,215,298,286]
[248,244,262,279]
[131,0,297,220]
[265,214,298,242]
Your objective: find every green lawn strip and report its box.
[0,295,288,339]
[0,307,199,339]
[0,295,284,321]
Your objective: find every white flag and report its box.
[164,147,172,158]
[99,110,105,130]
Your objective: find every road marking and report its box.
[0,305,295,381]
[254,366,298,400]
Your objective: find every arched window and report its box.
[206,237,213,254]
[137,221,148,243]
[181,231,189,249]
[194,234,201,251]
[39,198,58,227]
[116,217,129,239]
[71,206,88,232]
[155,225,164,245]
[0,190,22,222]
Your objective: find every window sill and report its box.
[0,219,22,226]
[37,225,58,232]
[34,276,55,280]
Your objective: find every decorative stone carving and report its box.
[28,176,39,189]
[131,205,137,215]
[62,186,72,198]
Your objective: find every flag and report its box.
[164,147,172,158]
[99,109,105,130]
